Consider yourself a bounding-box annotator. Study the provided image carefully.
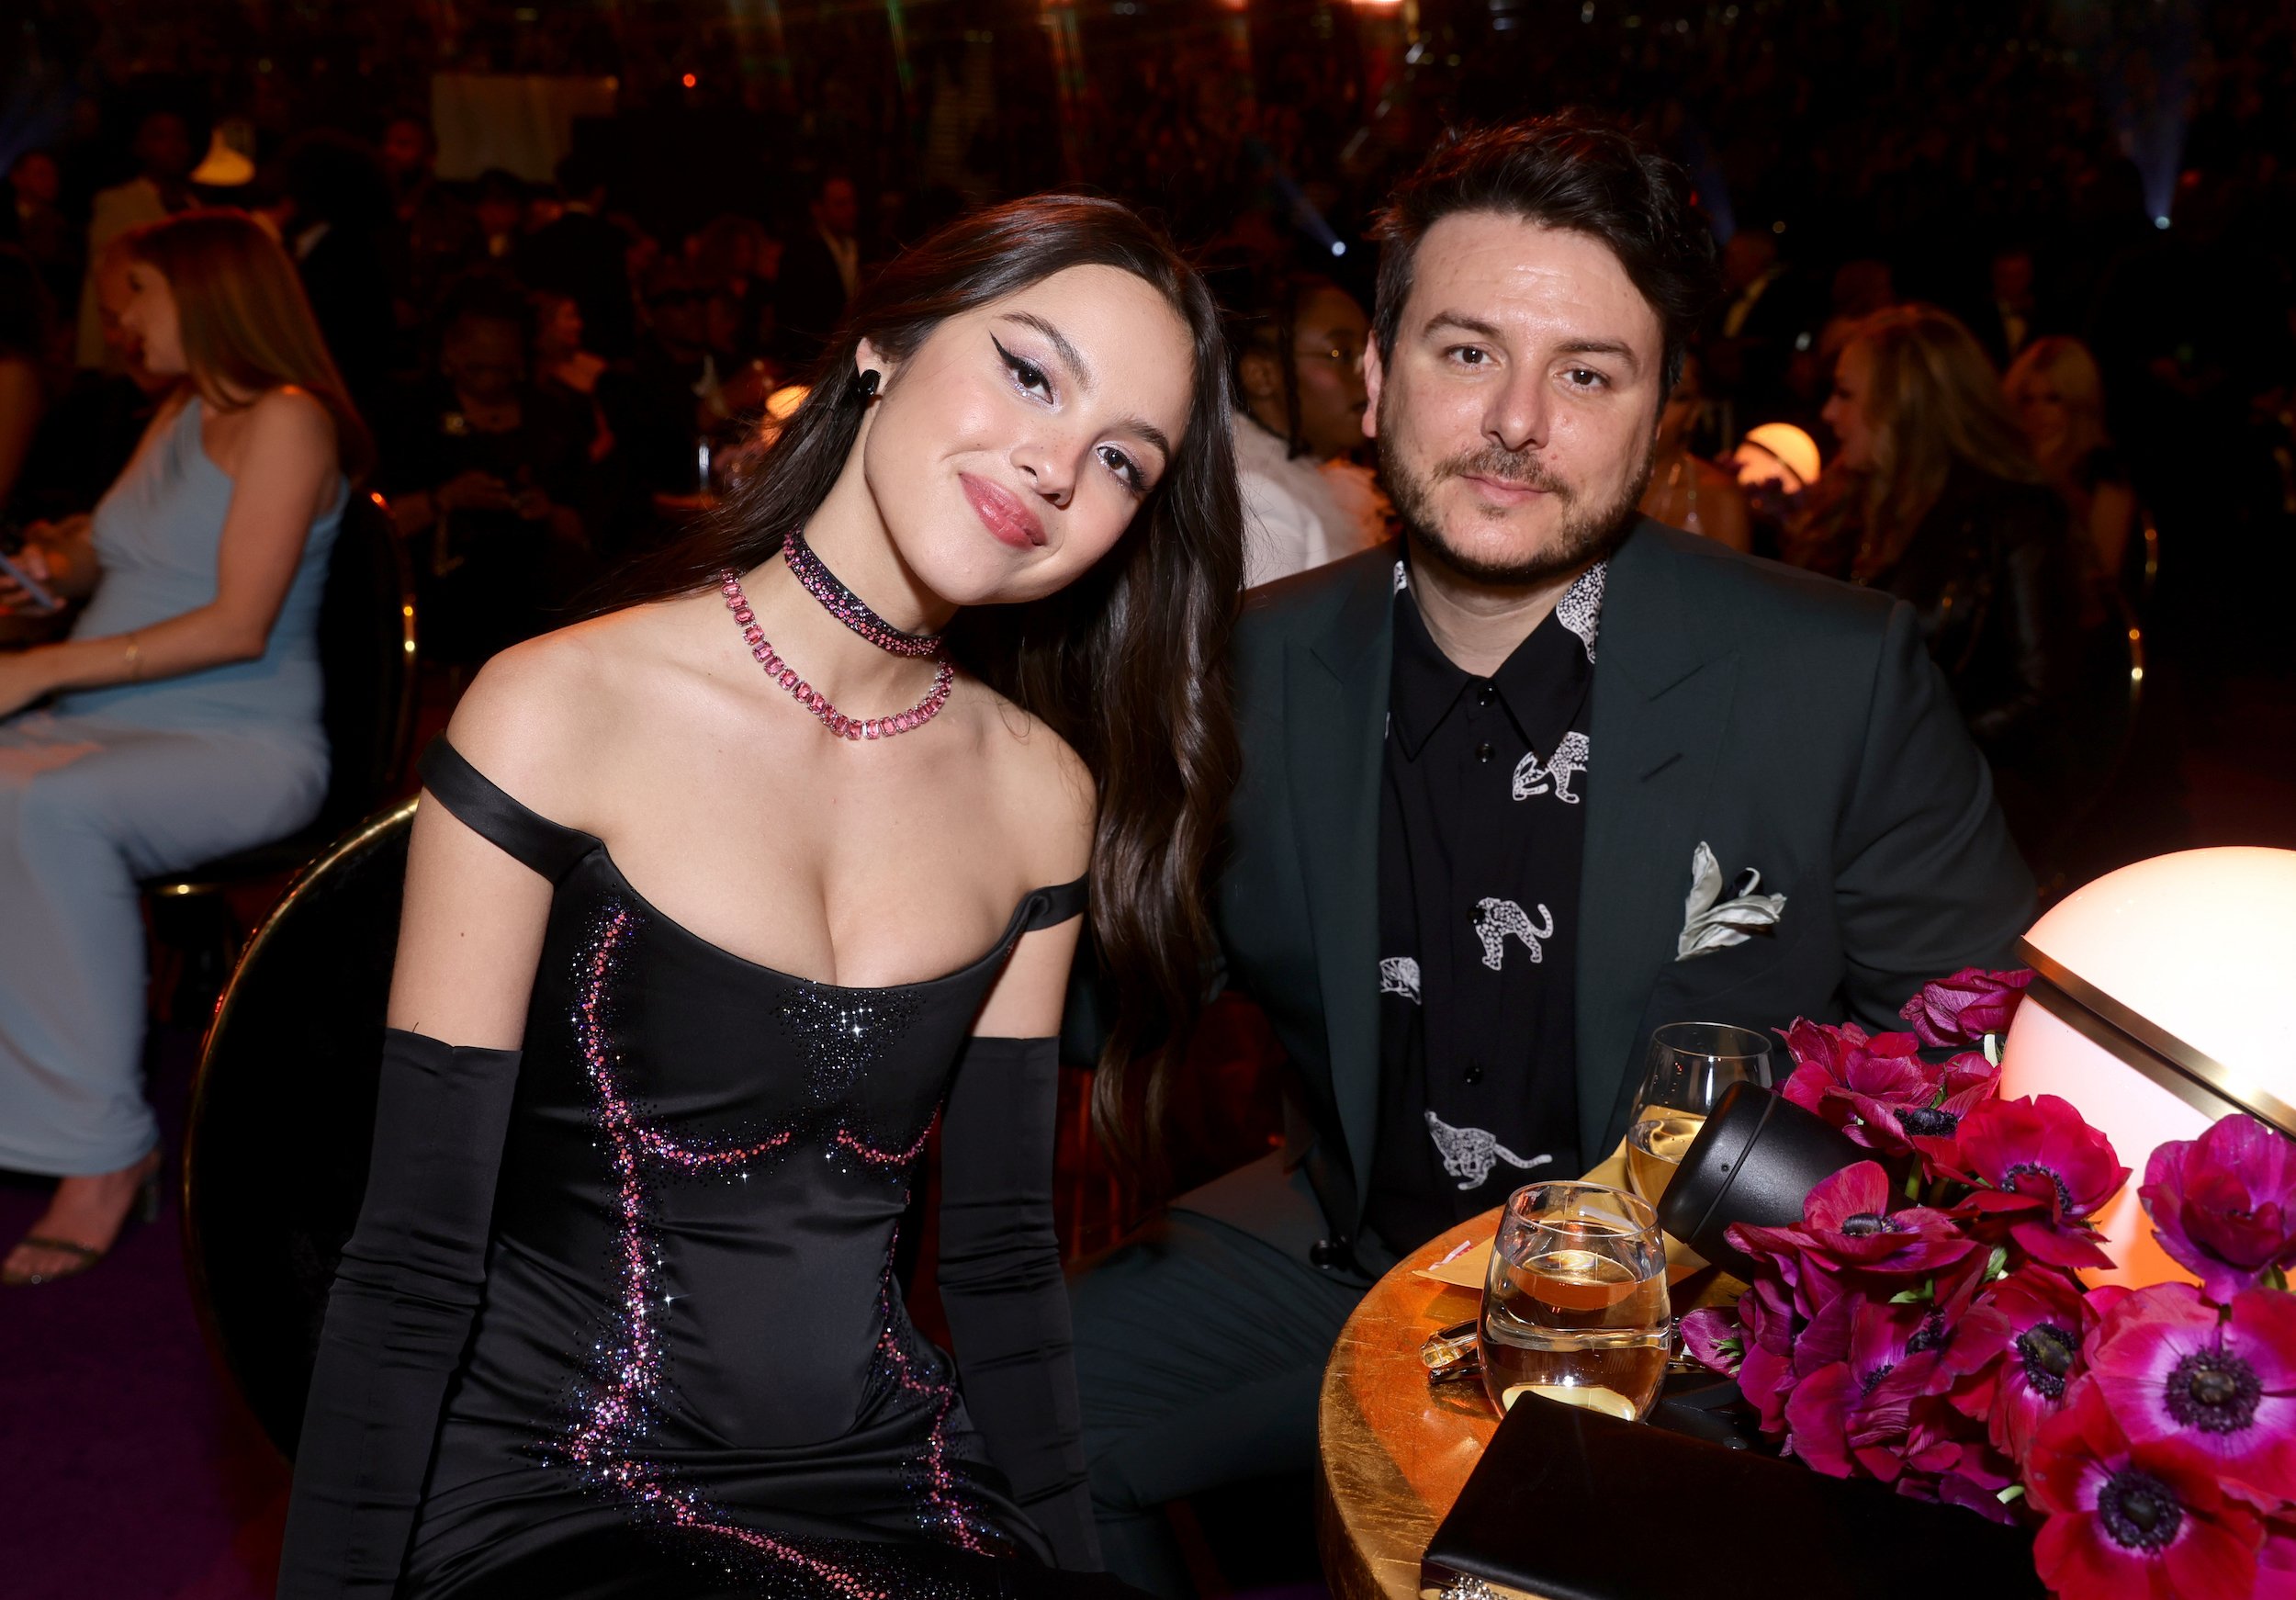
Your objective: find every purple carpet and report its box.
[0,1024,288,1600]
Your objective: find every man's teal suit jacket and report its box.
[1173,522,2036,1270]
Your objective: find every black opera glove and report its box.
[935,1034,1100,1572]
[275,1029,523,1599]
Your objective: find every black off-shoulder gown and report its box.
[277,738,1135,1599]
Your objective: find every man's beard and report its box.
[1379,411,1655,588]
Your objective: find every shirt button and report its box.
[1475,741,1494,762]
[1476,683,1497,707]
[1464,1064,1486,1085]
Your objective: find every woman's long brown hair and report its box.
[609,195,1244,1172]
[1818,303,2042,580]
[122,208,373,479]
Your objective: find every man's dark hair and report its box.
[1371,112,1717,392]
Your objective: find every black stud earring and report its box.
[855,368,882,402]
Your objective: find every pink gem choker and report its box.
[718,569,953,740]
[782,528,943,658]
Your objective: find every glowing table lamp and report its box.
[1728,423,1821,495]
[2000,847,2296,1288]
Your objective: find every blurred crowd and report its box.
[4,0,2292,862]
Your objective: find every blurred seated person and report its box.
[0,211,364,1285]
[690,212,776,369]
[531,288,615,459]
[379,113,476,333]
[1231,273,1389,587]
[610,258,718,514]
[6,151,77,310]
[1784,257,1896,421]
[1638,351,1751,551]
[516,152,635,360]
[1812,304,2082,851]
[471,170,526,265]
[2004,335,2139,623]
[8,237,179,531]
[1971,243,2046,371]
[0,248,53,516]
[380,278,598,665]
[1705,228,1816,429]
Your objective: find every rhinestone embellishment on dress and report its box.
[549,903,970,1597]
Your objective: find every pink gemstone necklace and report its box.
[718,567,953,740]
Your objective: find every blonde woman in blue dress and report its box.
[0,209,368,1286]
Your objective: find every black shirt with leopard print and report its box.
[1363,557,1604,1256]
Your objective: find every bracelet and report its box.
[123,633,143,682]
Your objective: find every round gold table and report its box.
[1315,1176,1741,1600]
[1314,1212,1501,1600]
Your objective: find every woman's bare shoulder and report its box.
[969,684,1096,885]
[444,603,692,821]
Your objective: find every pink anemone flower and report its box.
[2087,1281,2296,1504]
[2031,1380,2262,1600]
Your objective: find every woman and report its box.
[0,210,364,1285]
[2003,334,2141,621]
[1813,303,2081,849]
[1638,351,1752,552]
[276,196,1239,1598]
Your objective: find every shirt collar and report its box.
[1388,559,1606,761]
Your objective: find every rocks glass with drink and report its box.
[1624,1021,1773,1208]
[1478,1181,1671,1422]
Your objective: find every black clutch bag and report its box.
[1420,1384,2043,1600]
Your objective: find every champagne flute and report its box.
[1625,1021,1773,1207]
[1479,1181,1671,1422]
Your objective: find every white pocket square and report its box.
[1677,841,1787,961]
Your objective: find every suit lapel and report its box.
[1288,551,1398,1218]
[1575,524,1742,1158]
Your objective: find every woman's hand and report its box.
[0,542,59,614]
[6,515,100,607]
[0,648,58,718]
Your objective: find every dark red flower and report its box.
[1899,966,2035,1049]
[1736,1161,1978,1278]
[2143,1115,2296,1303]
[1779,1020,1936,1153]
[1731,1274,1803,1434]
[1941,1266,2097,1468]
[2087,1281,2296,1504]
[2031,1380,2261,1600]
[1861,1052,2003,1177]
[1680,1307,1744,1377]
[1784,1293,1955,1482]
[1951,1095,2128,1269]
[2257,1515,2296,1600]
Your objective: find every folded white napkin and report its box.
[1677,840,1787,961]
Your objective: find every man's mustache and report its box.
[1432,446,1574,500]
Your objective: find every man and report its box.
[772,171,863,367]
[1069,116,2034,1597]
[1232,273,1391,587]
[1702,224,1815,434]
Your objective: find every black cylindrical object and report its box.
[1655,1082,1870,1276]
